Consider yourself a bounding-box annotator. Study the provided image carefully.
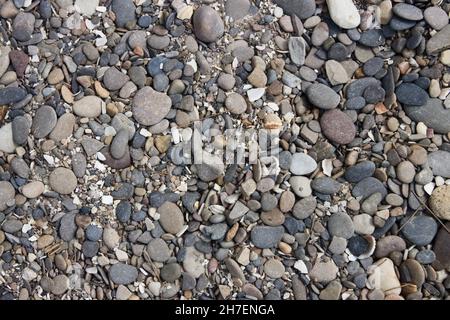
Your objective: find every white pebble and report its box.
[101,195,113,205]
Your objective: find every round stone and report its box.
[290,153,317,176]
[225,93,247,114]
[429,185,450,221]
[396,83,428,106]
[73,96,103,118]
[306,83,340,110]
[264,259,285,279]
[147,238,171,262]
[401,215,438,246]
[344,161,376,183]
[320,109,356,145]
[21,181,44,198]
[424,6,449,31]
[0,181,15,211]
[396,160,415,184]
[109,263,138,285]
[160,263,182,282]
[49,167,77,195]
[158,201,185,234]
[328,212,354,239]
[51,275,69,296]
[393,3,423,21]
[293,196,317,219]
[193,6,224,43]
[32,105,57,139]
[132,87,171,126]
[289,176,312,197]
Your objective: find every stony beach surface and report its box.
[0,0,450,300]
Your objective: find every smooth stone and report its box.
[361,192,382,214]
[11,115,30,145]
[401,215,438,246]
[147,238,171,262]
[426,24,450,55]
[73,96,103,118]
[325,60,350,85]
[111,0,136,28]
[326,0,360,29]
[352,177,387,200]
[358,29,385,47]
[50,113,76,142]
[158,201,185,235]
[429,185,450,221]
[289,176,312,197]
[392,3,423,21]
[261,208,285,226]
[51,275,69,296]
[288,37,306,66]
[21,181,44,198]
[161,263,181,282]
[82,241,99,258]
[31,105,57,139]
[103,67,129,91]
[195,151,225,182]
[75,0,98,16]
[309,256,338,283]
[59,213,77,242]
[306,83,340,110]
[353,214,375,235]
[109,263,138,285]
[132,87,171,126]
[225,93,247,114]
[0,181,15,211]
[399,259,425,289]
[12,12,34,41]
[250,226,284,248]
[193,6,224,43]
[264,259,285,279]
[0,46,10,78]
[375,235,406,258]
[11,157,30,178]
[348,235,370,257]
[346,77,380,98]
[390,16,416,31]
[0,87,27,104]
[183,247,205,278]
[274,0,316,20]
[320,109,356,144]
[415,250,435,265]
[404,99,450,134]
[49,167,77,195]
[345,161,375,183]
[85,225,103,242]
[292,196,316,219]
[363,57,384,76]
[311,176,341,195]
[395,83,428,106]
[110,129,129,160]
[290,153,317,176]
[424,6,448,31]
[368,258,401,295]
[328,212,354,239]
[115,201,131,223]
[103,227,120,249]
[311,22,329,47]
[0,123,17,153]
[396,160,415,184]
[433,222,450,268]
[427,151,450,178]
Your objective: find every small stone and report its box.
[12,12,34,42]
[103,227,120,249]
[158,202,185,234]
[311,176,341,194]
[345,161,376,183]
[103,67,129,91]
[353,214,375,235]
[375,235,406,258]
[288,37,306,66]
[0,87,27,105]
[290,153,317,176]
[11,116,30,145]
[49,167,77,195]
[193,6,224,43]
[328,212,354,239]
[183,247,205,278]
[21,181,44,199]
[396,83,428,106]
[368,258,401,295]
[319,280,342,300]
[401,215,438,246]
[109,263,138,285]
[325,60,350,85]
[274,0,316,20]
[59,213,77,242]
[75,0,99,16]
[392,3,423,21]
[326,0,360,29]
[293,196,316,219]
[250,226,284,248]
[225,0,250,20]
[424,6,449,31]
[111,0,136,28]
[225,93,247,114]
[0,123,17,153]
[50,113,76,142]
[306,83,340,110]
[320,109,356,144]
[426,24,450,55]
[132,87,171,126]
[31,105,57,139]
[0,181,15,211]
[52,275,69,296]
[110,129,129,160]
[396,160,415,184]
[310,256,338,283]
[73,96,103,118]
[429,185,450,221]
[352,177,387,200]
[427,151,450,178]
[264,259,285,279]
[247,68,267,87]
[289,176,312,197]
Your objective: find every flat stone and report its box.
[132,87,171,126]
[310,256,338,283]
[110,129,129,160]
[158,201,185,235]
[183,246,205,278]
[31,105,57,139]
[346,77,380,98]
[225,93,247,114]
[274,0,316,20]
[103,67,129,91]
[109,263,138,285]
[0,181,15,211]
[434,222,450,268]
[319,279,342,300]
[250,226,284,248]
[147,238,170,262]
[396,160,415,184]
[396,83,428,106]
[225,0,250,21]
[11,157,30,178]
[289,176,312,197]
[427,151,450,178]
[11,116,30,145]
[59,213,77,242]
[325,60,350,85]
[228,201,249,220]
[424,6,448,31]
[264,259,285,279]
[352,177,387,200]
[0,123,17,153]
[368,258,401,295]
[311,176,341,194]
[195,151,225,182]
[306,83,340,110]
[375,235,406,258]
[393,3,423,21]
[51,275,69,296]
[288,37,306,66]
[328,212,354,239]
[73,96,103,118]
[426,24,450,55]
[292,196,316,219]
[50,113,76,142]
[358,29,385,47]
[326,0,360,29]
[111,0,136,28]
[290,153,317,176]
[193,6,224,43]
[49,167,77,195]
[12,12,34,42]
[21,181,44,198]
[404,99,450,134]
[345,161,376,183]
[0,87,27,104]
[320,109,356,144]
[401,215,438,246]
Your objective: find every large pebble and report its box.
[274,0,316,20]
[400,215,438,246]
[111,0,136,28]
[109,263,138,285]
[49,167,77,195]
[158,202,185,235]
[193,6,224,43]
[306,83,340,110]
[31,105,57,139]
[326,0,360,29]
[290,153,317,176]
[429,185,450,221]
[73,96,103,118]
[132,87,171,126]
[320,109,356,144]
[250,226,284,248]
[0,181,15,211]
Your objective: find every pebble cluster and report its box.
[0,0,450,301]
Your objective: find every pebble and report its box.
[326,0,360,29]
[328,212,354,239]
[0,87,27,104]
[293,196,316,219]
[320,109,356,144]
[396,160,415,184]
[59,213,77,242]
[264,259,285,279]
[0,123,17,153]
[424,7,448,31]
[433,223,450,268]
[32,105,57,139]
[103,67,129,91]
[110,129,129,160]
[132,87,171,126]
[73,96,103,118]
[427,151,450,178]
[12,12,34,41]
[375,235,406,258]
[429,185,450,221]
[345,161,375,183]
[225,93,247,114]
[193,6,224,43]
[311,176,341,194]
[21,181,44,199]
[49,167,77,195]
[392,3,423,21]
[401,215,438,246]
[368,258,401,296]
[395,83,428,106]
[325,60,350,85]
[288,37,306,66]
[111,0,136,28]
[289,176,312,197]
[289,153,317,176]
[225,0,250,20]
[310,256,338,283]
[250,226,284,248]
[50,113,76,142]
[404,99,450,134]
[158,202,185,234]
[426,24,450,55]
[0,181,15,211]
[109,263,138,285]
[352,177,387,200]
[274,0,315,20]
[306,83,340,110]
